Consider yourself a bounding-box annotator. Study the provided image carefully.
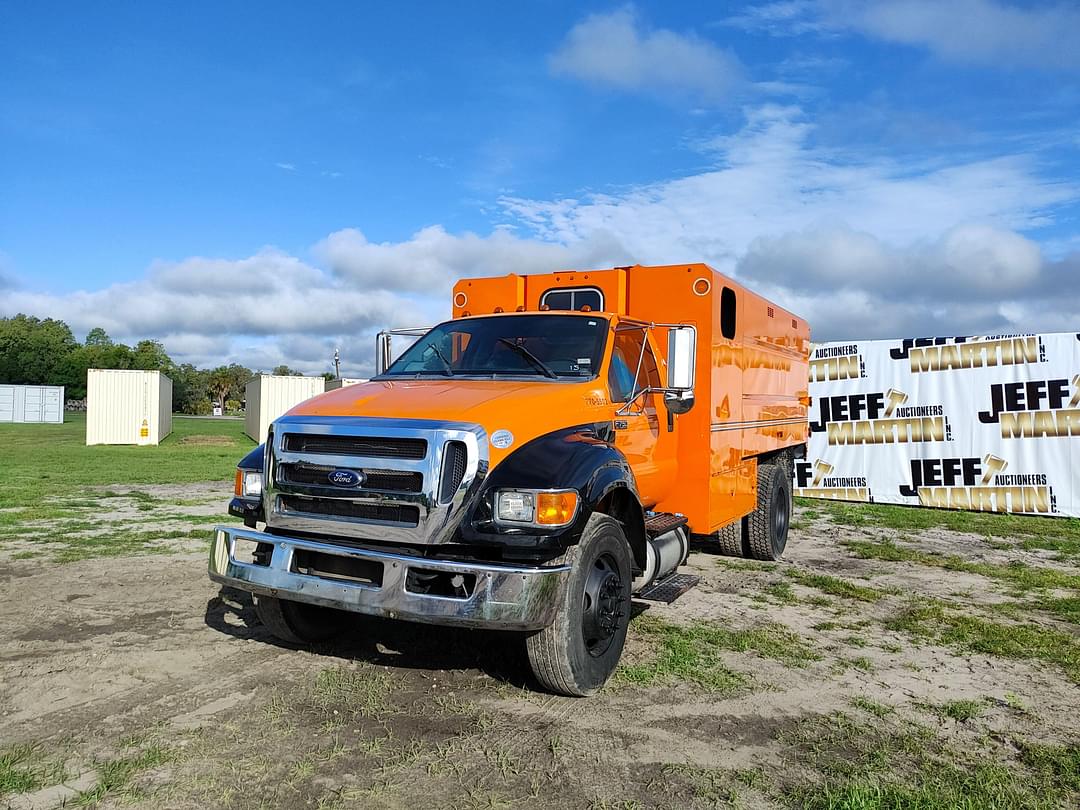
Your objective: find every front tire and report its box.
[744,462,792,561]
[526,514,633,697]
[255,595,346,644]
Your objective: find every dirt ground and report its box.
[2,485,1079,809]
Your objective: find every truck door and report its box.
[607,326,678,508]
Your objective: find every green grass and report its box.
[0,744,65,796]
[618,614,821,691]
[843,538,1080,611]
[781,712,1073,810]
[801,498,1080,556]
[1019,743,1080,792]
[760,581,799,604]
[0,412,251,513]
[660,764,744,805]
[74,745,172,806]
[887,601,1080,683]
[50,528,210,562]
[787,569,887,602]
[849,697,893,718]
[795,762,1059,810]
[309,666,395,718]
[0,413,246,560]
[924,699,986,722]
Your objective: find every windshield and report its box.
[378,314,608,380]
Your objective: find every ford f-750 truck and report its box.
[210,263,810,695]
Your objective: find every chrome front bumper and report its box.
[209,526,570,632]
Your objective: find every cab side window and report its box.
[608,329,660,403]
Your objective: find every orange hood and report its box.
[288,378,612,467]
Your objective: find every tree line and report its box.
[0,314,326,415]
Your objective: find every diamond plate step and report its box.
[643,512,688,537]
[635,573,700,604]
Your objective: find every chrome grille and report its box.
[281,433,427,459]
[439,441,467,503]
[278,462,423,493]
[279,496,420,526]
[265,415,488,546]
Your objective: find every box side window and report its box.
[720,287,737,340]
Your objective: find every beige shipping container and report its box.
[86,369,173,445]
[245,375,325,442]
[324,377,367,391]
[0,384,65,423]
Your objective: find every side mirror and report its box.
[665,325,696,414]
[664,391,695,415]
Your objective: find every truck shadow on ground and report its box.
[205,586,652,691]
[204,586,536,688]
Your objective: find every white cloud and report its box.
[502,106,1071,263]
[275,162,296,171]
[317,225,629,293]
[549,7,744,100]
[499,105,1076,339]
[827,0,1080,70]
[2,104,1076,367]
[730,1,1080,70]
[722,1,829,36]
[0,251,416,375]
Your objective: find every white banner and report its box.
[797,333,1080,518]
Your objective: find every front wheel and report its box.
[525,514,633,697]
[255,595,347,644]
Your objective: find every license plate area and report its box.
[291,548,384,587]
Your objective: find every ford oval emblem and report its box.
[327,469,363,488]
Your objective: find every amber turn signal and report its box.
[234,469,244,498]
[535,491,579,526]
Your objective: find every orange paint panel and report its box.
[453,274,525,316]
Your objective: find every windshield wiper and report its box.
[427,343,454,376]
[496,338,558,379]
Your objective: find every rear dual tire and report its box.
[714,456,793,561]
[744,461,792,561]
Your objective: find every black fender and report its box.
[459,424,644,561]
[228,443,265,526]
[238,443,265,471]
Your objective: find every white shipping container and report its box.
[86,369,173,445]
[245,374,325,442]
[0,384,65,424]
[324,377,367,391]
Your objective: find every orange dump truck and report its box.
[211,264,810,695]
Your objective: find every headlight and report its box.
[494,489,578,528]
[234,469,263,499]
[496,490,535,522]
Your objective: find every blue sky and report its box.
[1,1,1078,375]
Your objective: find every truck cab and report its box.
[211,264,810,696]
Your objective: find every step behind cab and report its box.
[211,263,810,695]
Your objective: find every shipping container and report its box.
[86,369,173,445]
[324,377,367,391]
[244,374,325,442]
[0,384,65,424]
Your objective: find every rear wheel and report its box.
[716,521,743,556]
[744,462,792,561]
[526,514,632,697]
[255,595,347,644]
